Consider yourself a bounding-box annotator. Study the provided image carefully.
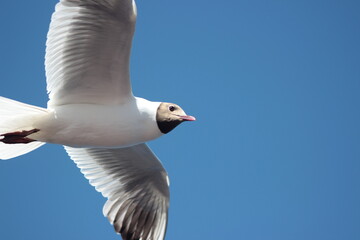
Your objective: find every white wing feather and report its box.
[46,0,137,107]
[65,144,169,240]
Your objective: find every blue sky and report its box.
[1,0,360,239]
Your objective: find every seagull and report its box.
[0,1,195,240]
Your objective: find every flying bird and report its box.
[0,0,195,240]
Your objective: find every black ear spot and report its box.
[169,105,175,112]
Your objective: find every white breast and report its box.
[31,97,162,147]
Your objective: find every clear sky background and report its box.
[0,0,359,239]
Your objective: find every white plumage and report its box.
[46,0,136,107]
[0,1,195,240]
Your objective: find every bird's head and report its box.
[156,102,196,134]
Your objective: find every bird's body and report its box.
[0,0,195,239]
[30,97,163,147]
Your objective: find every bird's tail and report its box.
[0,96,48,160]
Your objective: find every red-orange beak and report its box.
[179,115,196,121]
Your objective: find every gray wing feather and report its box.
[65,144,169,240]
[46,0,137,107]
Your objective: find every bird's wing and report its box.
[46,0,137,107]
[64,144,170,240]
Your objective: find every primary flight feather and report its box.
[0,1,195,240]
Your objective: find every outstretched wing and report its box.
[65,144,170,240]
[46,0,137,107]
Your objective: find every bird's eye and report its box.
[169,105,176,112]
